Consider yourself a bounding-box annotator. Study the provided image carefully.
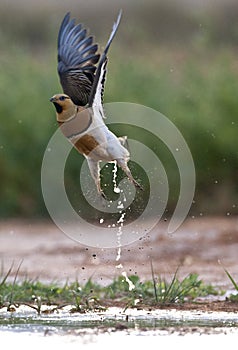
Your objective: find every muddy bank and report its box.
[0,217,237,287]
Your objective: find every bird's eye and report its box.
[59,96,66,101]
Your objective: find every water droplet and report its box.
[117,202,124,209]
[112,161,120,193]
[116,246,121,261]
[122,271,135,291]
[99,218,104,224]
[116,263,123,269]
[117,212,126,224]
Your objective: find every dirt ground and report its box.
[0,216,238,290]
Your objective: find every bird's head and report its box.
[50,94,77,122]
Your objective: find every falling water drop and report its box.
[122,271,135,291]
[112,161,120,193]
[116,212,126,262]
[111,161,135,292]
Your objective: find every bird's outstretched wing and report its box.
[57,12,100,106]
[88,10,122,110]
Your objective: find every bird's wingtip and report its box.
[64,12,71,19]
[118,9,123,20]
[114,9,122,28]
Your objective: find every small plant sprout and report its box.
[219,260,238,301]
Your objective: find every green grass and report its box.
[0,263,220,314]
[221,263,238,302]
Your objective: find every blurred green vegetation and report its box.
[0,0,237,218]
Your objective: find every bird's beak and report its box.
[50,96,56,102]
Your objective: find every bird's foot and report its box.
[100,190,107,200]
[97,188,108,201]
[132,178,143,191]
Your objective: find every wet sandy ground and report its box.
[1,218,238,345]
[0,216,238,288]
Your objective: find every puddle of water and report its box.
[1,306,238,332]
[1,306,238,349]
[1,329,238,350]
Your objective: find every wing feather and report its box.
[56,10,122,108]
[57,12,100,106]
[88,10,122,109]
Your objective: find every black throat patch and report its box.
[53,102,63,114]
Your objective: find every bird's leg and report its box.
[118,136,128,148]
[117,158,143,191]
[87,158,106,198]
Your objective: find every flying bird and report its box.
[50,11,142,198]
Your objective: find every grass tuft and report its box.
[220,261,238,301]
[221,265,238,292]
[0,263,221,313]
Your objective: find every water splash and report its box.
[122,271,135,291]
[112,162,135,291]
[116,212,125,262]
[116,246,121,262]
[112,161,120,194]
